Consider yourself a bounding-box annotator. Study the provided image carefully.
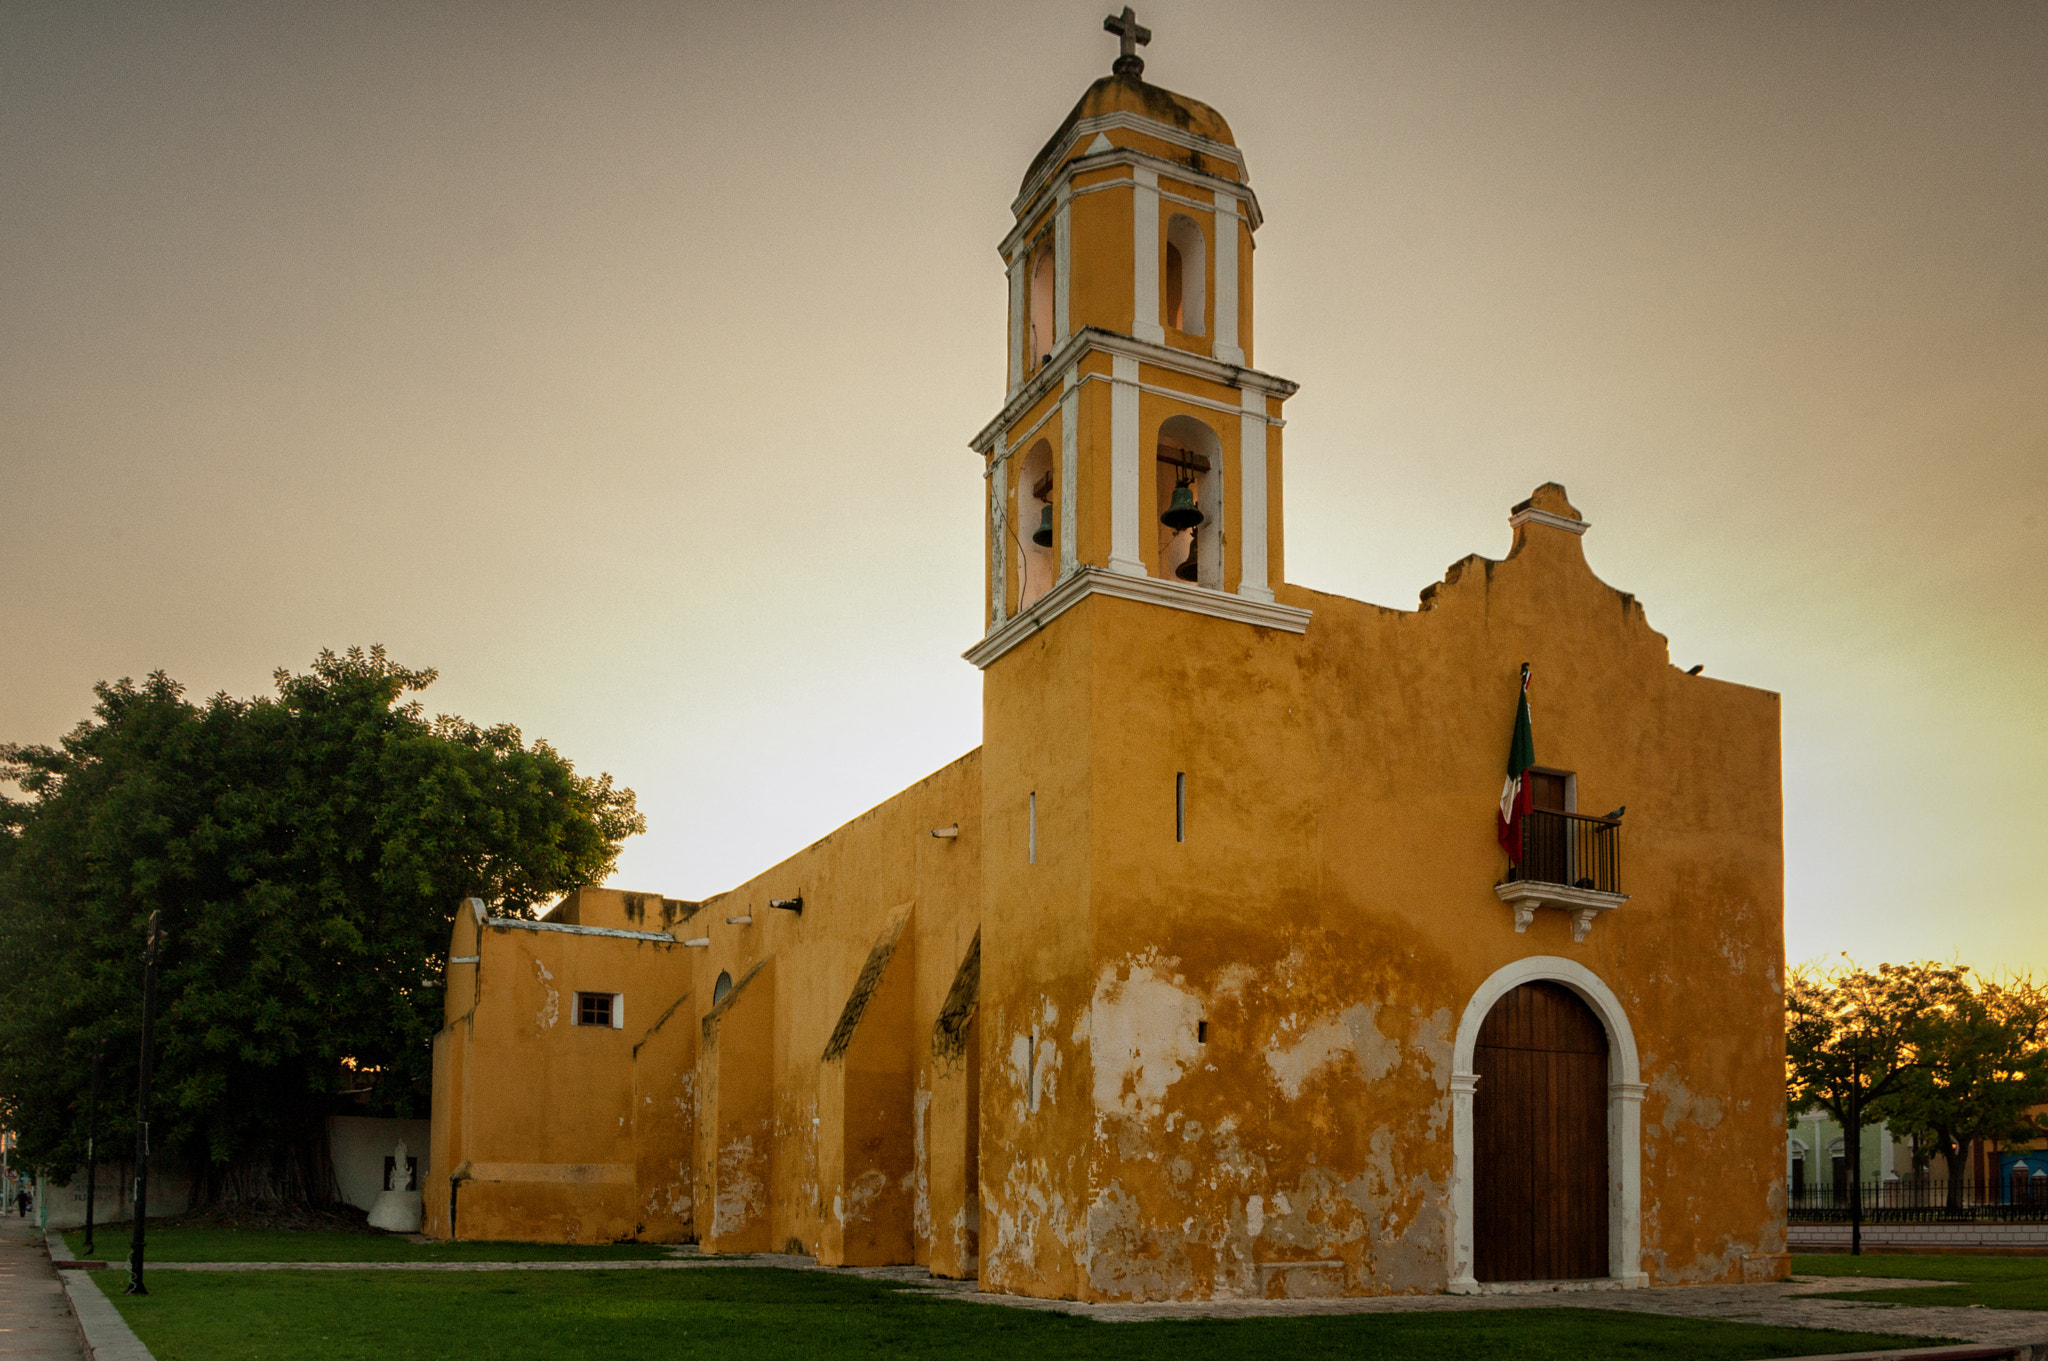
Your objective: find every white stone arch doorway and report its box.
[1447,956,1647,1291]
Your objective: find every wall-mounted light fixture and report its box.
[725,915,753,926]
[682,937,711,948]
[770,896,803,916]
[931,825,959,840]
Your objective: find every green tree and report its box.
[0,647,643,1208]
[1878,970,2048,1209]
[1785,961,1941,1244]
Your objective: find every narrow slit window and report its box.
[1197,1020,1209,1044]
[1028,792,1037,864]
[1175,772,1186,843]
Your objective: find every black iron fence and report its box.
[1509,809,1622,894]
[1789,1178,2048,1223]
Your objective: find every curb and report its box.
[57,1270,156,1361]
[40,1232,155,1361]
[1756,1347,2046,1361]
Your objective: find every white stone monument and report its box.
[367,1138,423,1233]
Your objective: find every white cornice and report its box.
[1007,146,1262,260]
[1508,506,1589,536]
[1492,881,1629,942]
[485,917,677,944]
[963,565,1311,669]
[1015,110,1248,220]
[971,327,1298,455]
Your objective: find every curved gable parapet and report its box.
[1408,483,1672,671]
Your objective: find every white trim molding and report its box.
[970,326,1297,457]
[1212,189,1242,365]
[1237,386,1272,602]
[964,565,1312,669]
[484,917,677,945]
[1058,378,1079,580]
[1011,111,1255,226]
[1447,956,1646,1293]
[1131,167,1164,346]
[1494,881,1630,942]
[1509,506,1589,535]
[1108,354,1144,576]
[1006,255,1026,395]
[989,456,1010,628]
[1054,185,1073,346]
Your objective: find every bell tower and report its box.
[970,15,1321,1301]
[964,10,1311,666]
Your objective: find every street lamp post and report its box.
[1848,1040,1865,1257]
[81,1037,104,1257]
[125,911,162,1297]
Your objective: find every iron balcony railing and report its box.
[1789,1177,2048,1224]
[1507,809,1622,894]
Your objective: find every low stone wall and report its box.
[1791,1221,2048,1251]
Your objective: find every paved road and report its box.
[0,1216,82,1359]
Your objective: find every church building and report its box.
[427,16,1789,1300]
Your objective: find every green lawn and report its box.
[93,1267,1951,1361]
[65,1225,673,1263]
[1793,1253,2048,1311]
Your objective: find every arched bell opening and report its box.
[1164,213,1207,337]
[1015,439,1056,609]
[1028,247,1056,370]
[1155,414,1222,588]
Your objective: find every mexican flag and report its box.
[1497,663,1535,862]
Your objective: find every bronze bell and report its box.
[1032,502,1054,548]
[1160,475,1204,530]
[1175,534,1199,582]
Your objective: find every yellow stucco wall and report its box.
[976,482,1783,1300]
[428,480,1784,1292]
[427,64,1784,1304]
[427,893,698,1243]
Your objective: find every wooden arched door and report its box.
[1474,980,1610,1282]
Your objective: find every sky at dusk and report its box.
[4,1,2044,973]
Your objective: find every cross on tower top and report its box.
[1103,7,1151,78]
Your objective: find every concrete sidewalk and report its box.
[0,1214,82,1359]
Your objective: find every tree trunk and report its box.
[1938,1132,1964,1212]
[187,1127,340,1217]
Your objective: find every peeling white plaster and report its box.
[1264,1002,1408,1099]
[1089,957,1203,1120]
[841,1169,888,1225]
[533,959,559,1031]
[912,1085,933,1244]
[1650,1069,1726,1135]
[713,1136,764,1238]
[1212,963,1257,999]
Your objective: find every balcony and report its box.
[1494,809,1629,942]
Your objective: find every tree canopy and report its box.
[0,647,643,1205]
[1787,959,2048,1197]
[1785,961,1931,1137]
